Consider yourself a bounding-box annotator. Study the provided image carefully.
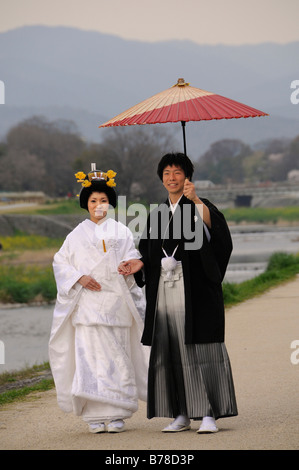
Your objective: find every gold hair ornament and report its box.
[75,163,116,188]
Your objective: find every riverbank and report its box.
[1,275,299,450]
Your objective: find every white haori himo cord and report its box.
[161,246,178,280]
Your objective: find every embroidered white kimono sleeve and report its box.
[49,218,149,418]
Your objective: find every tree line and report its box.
[194,136,299,185]
[0,116,298,204]
[0,116,178,203]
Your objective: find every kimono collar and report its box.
[84,217,108,241]
[168,194,183,214]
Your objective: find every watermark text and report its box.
[290,80,299,104]
[0,80,4,104]
[95,198,204,251]
[290,340,299,365]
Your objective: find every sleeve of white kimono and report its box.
[119,226,142,262]
[53,238,85,297]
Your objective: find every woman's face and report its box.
[88,191,110,223]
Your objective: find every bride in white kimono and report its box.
[49,166,149,434]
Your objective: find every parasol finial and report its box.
[175,78,189,87]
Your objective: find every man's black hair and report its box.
[157,152,194,181]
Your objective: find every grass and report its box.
[0,234,61,303]
[0,362,48,387]
[0,233,63,251]
[0,380,53,406]
[223,252,299,307]
[0,264,56,303]
[34,198,83,215]
[222,206,299,224]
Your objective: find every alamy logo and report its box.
[94,197,204,251]
[290,80,299,104]
[290,340,299,365]
[0,80,4,104]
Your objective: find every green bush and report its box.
[266,252,299,271]
[37,277,57,301]
[0,265,56,303]
[223,252,299,307]
[4,280,34,304]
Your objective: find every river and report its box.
[225,225,299,283]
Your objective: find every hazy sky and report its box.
[1,0,299,45]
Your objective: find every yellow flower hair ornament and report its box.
[106,170,117,179]
[106,178,116,187]
[74,171,86,182]
[81,180,92,187]
[75,164,117,188]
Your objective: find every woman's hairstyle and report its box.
[157,152,194,181]
[79,180,117,210]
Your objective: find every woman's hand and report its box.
[118,259,144,276]
[78,275,101,291]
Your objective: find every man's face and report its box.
[162,165,186,197]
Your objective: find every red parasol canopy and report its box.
[99,78,268,154]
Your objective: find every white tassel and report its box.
[161,246,178,279]
[161,255,177,272]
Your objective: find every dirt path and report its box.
[1,277,299,451]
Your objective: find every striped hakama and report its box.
[147,264,238,420]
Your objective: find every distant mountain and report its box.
[0,25,299,159]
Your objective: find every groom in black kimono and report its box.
[120,152,238,433]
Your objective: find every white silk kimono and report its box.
[49,217,149,423]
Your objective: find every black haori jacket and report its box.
[136,195,232,346]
